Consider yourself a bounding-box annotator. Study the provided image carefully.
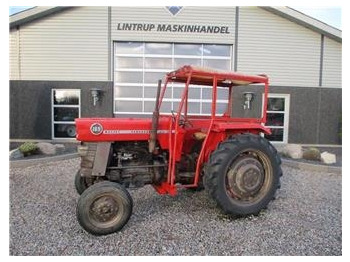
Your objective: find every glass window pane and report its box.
[202,102,227,115]
[188,102,200,114]
[145,57,172,69]
[115,101,142,112]
[217,87,229,100]
[115,57,143,69]
[145,43,172,55]
[144,86,171,98]
[54,124,76,138]
[202,103,212,114]
[173,87,185,100]
[53,90,79,105]
[115,71,143,83]
[265,129,284,142]
[202,88,212,100]
[203,44,231,56]
[216,102,228,115]
[267,98,285,111]
[54,108,79,122]
[173,101,200,114]
[173,86,200,100]
[115,86,142,98]
[174,44,202,56]
[173,102,180,111]
[203,59,231,70]
[115,42,144,54]
[188,88,201,100]
[144,101,171,113]
[266,113,285,127]
[160,102,172,113]
[174,58,201,68]
[144,72,166,84]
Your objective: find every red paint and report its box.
[76,65,270,195]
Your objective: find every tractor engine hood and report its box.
[75,117,172,142]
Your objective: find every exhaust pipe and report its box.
[149,79,162,153]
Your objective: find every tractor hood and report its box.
[75,116,172,142]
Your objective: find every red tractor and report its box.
[74,65,282,235]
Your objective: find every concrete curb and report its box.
[10,153,80,168]
[282,158,342,174]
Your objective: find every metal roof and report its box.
[167,65,268,87]
[9,6,341,42]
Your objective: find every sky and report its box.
[9,6,342,30]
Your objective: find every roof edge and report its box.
[10,6,72,29]
[261,6,341,43]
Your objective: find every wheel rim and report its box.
[66,126,76,137]
[225,150,272,204]
[88,193,124,228]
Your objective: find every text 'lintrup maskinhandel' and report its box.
[116,23,230,34]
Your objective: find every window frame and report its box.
[262,93,290,144]
[51,89,81,140]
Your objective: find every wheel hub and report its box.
[90,196,119,223]
[227,156,265,199]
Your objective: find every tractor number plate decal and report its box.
[102,130,173,135]
[90,123,103,135]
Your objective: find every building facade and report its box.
[9,6,342,144]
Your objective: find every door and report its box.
[264,94,290,143]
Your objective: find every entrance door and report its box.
[264,94,290,143]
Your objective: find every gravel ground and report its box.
[9,158,342,256]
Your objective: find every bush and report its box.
[18,142,38,156]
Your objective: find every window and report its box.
[114,42,233,115]
[264,94,290,143]
[52,89,80,139]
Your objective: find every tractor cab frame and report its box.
[151,65,271,195]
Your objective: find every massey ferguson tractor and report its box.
[74,65,282,235]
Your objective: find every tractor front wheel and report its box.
[76,181,133,235]
[204,133,282,216]
[74,170,89,195]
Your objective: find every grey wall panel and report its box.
[10,80,113,140]
[285,87,319,144]
[10,81,52,139]
[318,88,342,144]
[231,85,341,144]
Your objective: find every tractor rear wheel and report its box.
[77,181,133,235]
[204,133,282,216]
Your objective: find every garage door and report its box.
[114,42,233,116]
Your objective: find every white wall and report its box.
[238,7,321,87]
[323,36,342,88]
[16,7,109,81]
